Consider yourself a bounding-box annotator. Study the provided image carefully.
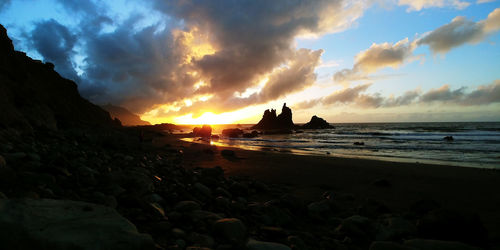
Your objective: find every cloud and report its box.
[398,0,470,12]
[22,0,369,117]
[296,80,500,110]
[333,38,417,84]
[417,8,500,53]
[29,19,79,82]
[334,8,500,85]
[477,0,496,3]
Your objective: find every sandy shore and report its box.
[154,135,500,247]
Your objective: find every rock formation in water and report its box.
[253,103,294,130]
[0,24,118,132]
[102,104,151,126]
[302,115,334,129]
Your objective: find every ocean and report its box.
[182,122,500,169]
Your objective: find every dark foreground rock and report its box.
[0,198,154,250]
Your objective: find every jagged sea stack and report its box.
[252,103,294,130]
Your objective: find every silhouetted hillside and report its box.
[0,24,119,132]
[101,104,151,126]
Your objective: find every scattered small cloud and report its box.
[296,80,500,110]
[417,8,500,53]
[398,0,471,12]
[333,38,418,85]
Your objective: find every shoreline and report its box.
[181,137,499,170]
[157,135,500,247]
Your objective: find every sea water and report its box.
[184,122,500,169]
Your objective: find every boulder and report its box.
[369,241,416,250]
[243,131,260,138]
[443,136,454,141]
[302,115,333,129]
[416,208,487,247]
[404,239,482,250]
[0,199,154,250]
[212,218,247,246]
[193,125,212,138]
[253,103,294,130]
[222,128,244,138]
[246,239,291,250]
[174,201,201,212]
[0,155,6,168]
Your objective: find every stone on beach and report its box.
[0,198,154,250]
[222,128,244,138]
[212,218,248,246]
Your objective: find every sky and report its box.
[1,0,499,124]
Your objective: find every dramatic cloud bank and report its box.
[22,0,368,117]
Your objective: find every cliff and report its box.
[0,24,119,132]
[101,104,151,126]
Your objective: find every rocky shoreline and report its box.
[0,127,492,250]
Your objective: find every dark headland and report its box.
[1,24,500,250]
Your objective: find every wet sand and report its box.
[156,135,500,247]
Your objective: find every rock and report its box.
[243,131,260,138]
[230,182,248,197]
[376,217,417,241]
[371,178,391,188]
[246,239,291,250]
[174,200,201,212]
[187,232,215,248]
[212,218,247,246]
[172,228,186,238]
[369,241,416,250]
[221,149,236,158]
[0,155,7,168]
[193,182,212,197]
[0,192,7,199]
[0,199,154,250]
[357,200,391,218]
[336,215,375,243]
[287,236,307,250]
[443,136,454,141]
[353,142,364,146]
[193,125,212,138]
[410,199,440,216]
[404,239,482,250]
[222,128,244,138]
[253,103,294,130]
[307,200,332,219]
[416,209,487,247]
[302,115,334,129]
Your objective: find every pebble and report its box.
[246,239,292,250]
[212,218,247,246]
[174,200,201,212]
[0,155,6,168]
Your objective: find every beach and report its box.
[159,134,500,248]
